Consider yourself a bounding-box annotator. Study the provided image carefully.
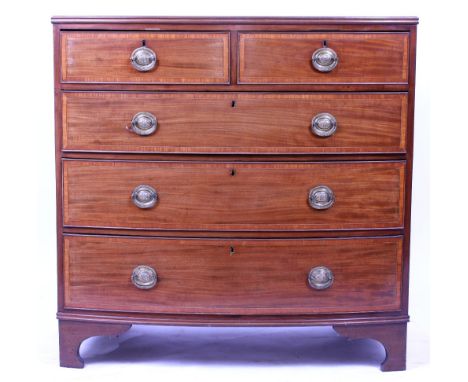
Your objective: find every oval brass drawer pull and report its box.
[131,265,157,289]
[131,185,158,209]
[130,112,158,136]
[311,112,337,137]
[308,266,334,290]
[308,185,335,210]
[130,46,157,72]
[312,47,339,72]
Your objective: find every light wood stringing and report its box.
[239,33,409,84]
[63,92,408,154]
[63,160,405,231]
[61,32,230,84]
[64,235,403,314]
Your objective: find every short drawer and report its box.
[64,235,403,315]
[61,32,229,84]
[63,92,407,154]
[239,33,409,84]
[63,160,405,231]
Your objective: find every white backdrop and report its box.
[0,0,463,380]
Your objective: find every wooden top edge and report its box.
[51,16,419,25]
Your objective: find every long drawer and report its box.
[63,160,405,231]
[64,235,403,315]
[60,32,230,84]
[239,33,409,84]
[63,92,407,154]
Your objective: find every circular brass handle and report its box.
[308,266,334,290]
[131,112,157,136]
[131,185,158,209]
[309,185,335,210]
[312,47,339,72]
[130,46,157,72]
[131,265,157,289]
[311,113,337,137]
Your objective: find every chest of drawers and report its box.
[53,16,418,371]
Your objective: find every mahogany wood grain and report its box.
[63,235,402,315]
[53,17,417,371]
[239,33,409,84]
[61,32,229,84]
[59,320,131,368]
[63,160,405,231]
[333,323,407,371]
[63,92,407,154]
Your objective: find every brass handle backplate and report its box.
[311,113,337,137]
[131,185,158,209]
[130,46,157,72]
[130,112,158,136]
[308,266,334,290]
[312,47,339,72]
[131,265,157,289]
[309,185,335,210]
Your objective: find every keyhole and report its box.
[230,168,236,176]
[142,39,146,46]
[231,100,236,108]
[229,246,235,256]
[323,40,328,47]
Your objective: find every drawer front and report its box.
[63,92,407,154]
[63,161,405,231]
[239,33,408,84]
[64,235,403,315]
[61,32,229,84]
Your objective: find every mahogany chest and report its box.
[52,16,418,371]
